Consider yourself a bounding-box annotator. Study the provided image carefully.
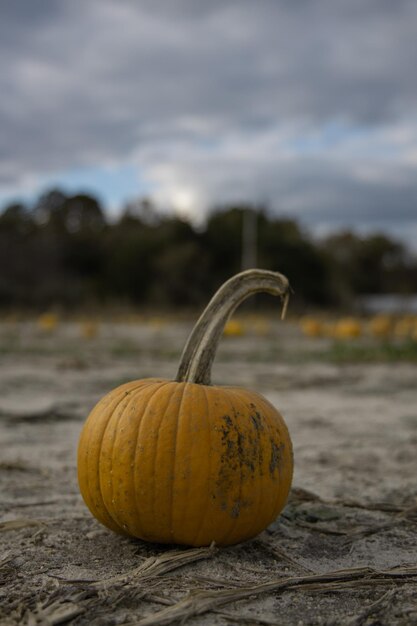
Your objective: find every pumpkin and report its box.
[394,316,414,339]
[80,320,99,339]
[37,312,59,332]
[333,317,362,339]
[300,316,323,338]
[223,318,245,337]
[368,315,392,339]
[77,269,293,547]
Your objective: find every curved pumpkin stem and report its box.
[176,269,290,386]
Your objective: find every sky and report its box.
[1,1,417,247]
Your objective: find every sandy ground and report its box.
[0,319,416,625]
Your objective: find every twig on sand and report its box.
[17,546,217,625]
[287,487,417,540]
[0,402,78,423]
[129,564,417,626]
[50,543,217,588]
[215,610,283,625]
[290,520,347,536]
[294,517,409,542]
[343,589,396,626]
[97,544,217,589]
[0,461,34,472]
[0,551,15,568]
[0,519,46,534]
[23,600,84,626]
[255,537,314,574]
[342,519,408,544]
[2,496,81,509]
[290,487,417,518]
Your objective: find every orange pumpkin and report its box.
[333,317,362,339]
[368,315,392,339]
[300,316,323,338]
[77,270,293,547]
[223,318,245,337]
[80,320,99,339]
[37,312,59,332]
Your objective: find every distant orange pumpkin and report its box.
[369,315,392,338]
[37,312,59,332]
[333,317,362,339]
[223,318,245,336]
[300,317,323,338]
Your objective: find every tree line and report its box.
[0,189,415,311]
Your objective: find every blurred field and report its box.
[1,315,417,625]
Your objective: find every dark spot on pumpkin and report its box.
[218,415,259,477]
[237,431,245,453]
[231,501,240,518]
[214,412,266,515]
[226,439,234,453]
[270,441,285,476]
[249,407,265,433]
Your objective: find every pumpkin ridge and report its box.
[132,380,173,539]
[109,380,165,532]
[83,382,146,532]
[99,383,153,531]
[149,381,179,537]
[191,383,212,546]
[169,383,196,541]
[169,382,188,541]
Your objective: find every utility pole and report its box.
[241,208,258,270]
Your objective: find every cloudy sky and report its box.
[1,1,417,246]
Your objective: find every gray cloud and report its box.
[1,0,417,245]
